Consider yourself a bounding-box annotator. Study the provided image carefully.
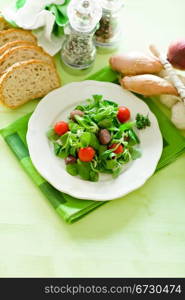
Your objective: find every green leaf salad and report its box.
[47,95,151,182]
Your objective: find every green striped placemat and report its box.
[1,67,185,223]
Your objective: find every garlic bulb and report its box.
[159,74,185,109]
[171,102,185,129]
[161,74,185,86]
[178,74,185,85]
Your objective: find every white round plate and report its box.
[27,81,163,201]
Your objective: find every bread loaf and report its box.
[0,40,35,56]
[0,28,37,47]
[0,45,54,74]
[0,16,12,30]
[110,52,163,75]
[121,74,178,96]
[0,59,60,108]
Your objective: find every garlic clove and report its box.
[178,74,185,85]
[171,102,185,129]
[160,94,179,108]
[159,71,185,87]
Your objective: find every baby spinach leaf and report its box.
[92,94,103,106]
[98,145,107,156]
[128,129,140,145]
[80,132,91,147]
[89,133,100,150]
[103,99,118,107]
[75,115,98,133]
[100,149,116,160]
[75,105,85,111]
[69,147,77,157]
[123,150,131,163]
[53,143,61,155]
[60,132,70,145]
[68,120,81,133]
[105,159,118,170]
[89,171,99,182]
[47,129,59,141]
[66,163,78,176]
[77,160,90,180]
[119,122,135,133]
[130,148,142,160]
[93,106,117,122]
[98,118,113,128]
[113,166,122,178]
[58,147,69,158]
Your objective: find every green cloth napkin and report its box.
[0,67,185,223]
[15,0,70,37]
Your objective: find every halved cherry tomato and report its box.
[109,143,124,154]
[54,121,69,136]
[78,147,95,162]
[117,106,130,123]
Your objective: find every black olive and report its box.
[65,156,77,165]
[70,110,84,121]
[98,129,111,145]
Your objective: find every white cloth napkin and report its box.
[2,0,65,56]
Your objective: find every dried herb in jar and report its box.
[61,0,102,70]
[62,30,96,68]
[95,0,124,48]
[95,13,117,44]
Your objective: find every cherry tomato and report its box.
[117,106,131,123]
[78,147,95,162]
[109,143,124,154]
[54,121,69,136]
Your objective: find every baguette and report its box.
[121,74,178,96]
[0,28,37,47]
[110,52,163,75]
[0,40,35,56]
[0,45,54,74]
[0,59,60,108]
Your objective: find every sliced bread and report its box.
[0,28,37,47]
[0,45,54,74]
[0,59,61,108]
[0,40,36,56]
[0,16,12,30]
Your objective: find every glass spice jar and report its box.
[61,0,102,72]
[95,0,124,51]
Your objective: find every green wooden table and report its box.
[0,0,185,277]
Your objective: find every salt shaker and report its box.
[61,0,102,72]
[95,0,124,51]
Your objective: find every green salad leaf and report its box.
[47,94,151,182]
[66,163,78,176]
[80,132,92,147]
[77,160,91,181]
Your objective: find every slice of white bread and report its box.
[0,45,54,74]
[0,16,12,30]
[0,59,61,108]
[0,28,37,47]
[0,40,35,56]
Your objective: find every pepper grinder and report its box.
[95,0,124,51]
[61,0,102,73]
